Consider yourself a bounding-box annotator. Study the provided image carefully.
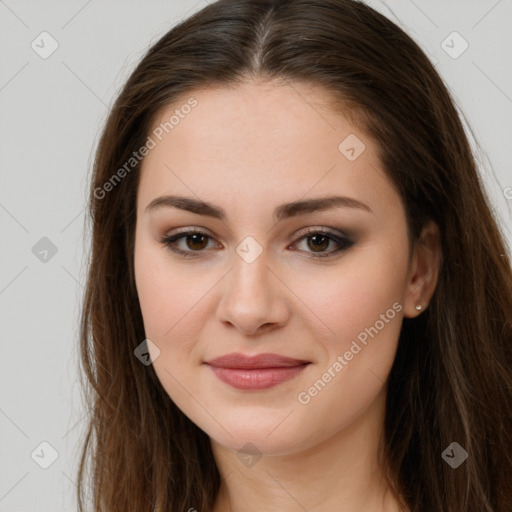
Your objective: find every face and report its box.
[134,79,414,456]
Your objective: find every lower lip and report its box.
[206,364,309,390]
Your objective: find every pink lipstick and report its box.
[204,352,310,390]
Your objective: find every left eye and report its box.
[293,230,353,258]
[159,228,353,259]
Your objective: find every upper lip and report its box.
[204,352,310,369]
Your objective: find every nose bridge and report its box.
[217,243,288,334]
[227,246,273,307]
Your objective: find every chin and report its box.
[203,409,322,457]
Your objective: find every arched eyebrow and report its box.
[144,194,373,221]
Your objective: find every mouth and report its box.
[203,352,311,390]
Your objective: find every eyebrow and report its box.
[144,194,373,221]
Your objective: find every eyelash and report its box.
[159,227,354,260]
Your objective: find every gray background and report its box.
[1,1,511,510]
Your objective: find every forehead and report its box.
[148,79,357,145]
[137,80,396,219]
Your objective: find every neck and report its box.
[210,388,404,512]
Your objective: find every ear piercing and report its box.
[415,304,423,311]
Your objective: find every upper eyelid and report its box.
[163,226,349,243]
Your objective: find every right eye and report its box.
[159,229,220,258]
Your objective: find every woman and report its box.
[77,0,512,510]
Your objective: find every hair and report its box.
[76,0,512,510]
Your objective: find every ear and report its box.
[403,220,442,318]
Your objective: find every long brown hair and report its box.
[77,0,512,510]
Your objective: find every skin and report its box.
[134,79,441,511]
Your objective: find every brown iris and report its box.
[186,233,209,251]
[307,234,329,252]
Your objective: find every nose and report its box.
[216,253,290,336]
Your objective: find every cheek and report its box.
[292,304,402,449]
[134,240,220,384]
[297,244,407,347]
[134,249,199,397]
[134,238,200,339]
[134,246,171,337]
[291,242,406,410]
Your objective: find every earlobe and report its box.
[403,221,442,318]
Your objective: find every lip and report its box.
[205,352,310,368]
[204,352,310,390]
